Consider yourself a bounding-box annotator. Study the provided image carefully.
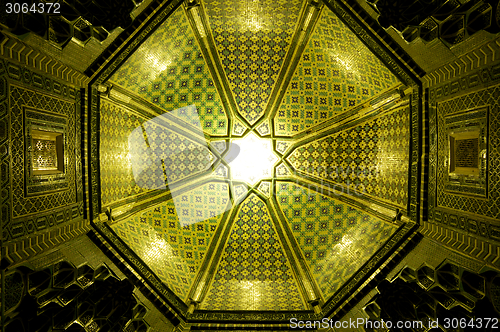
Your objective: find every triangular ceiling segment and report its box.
[110,182,230,301]
[129,116,216,189]
[276,183,397,299]
[100,98,152,206]
[200,194,306,310]
[109,6,228,136]
[203,0,303,125]
[274,7,401,136]
[287,106,410,208]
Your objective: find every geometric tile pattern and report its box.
[288,106,410,207]
[3,271,23,312]
[256,121,271,136]
[234,184,249,201]
[111,182,230,301]
[233,120,247,136]
[25,109,68,194]
[257,181,271,197]
[201,194,306,310]
[274,8,400,136]
[435,85,500,219]
[32,138,57,168]
[276,141,292,155]
[100,99,151,206]
[214,164,228,178]
[128,113,216,189]
[276,183,396,299]
[2,57,84,252]
[109,6,228,136]
[204,0,302,125]
[211,140,227,154]
[87,0,420,315]
[328,223,396,298]
[443,108,487,197]
[276,163,292,177]
[9,85,77,217]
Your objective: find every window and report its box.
[31,129,64,175]
[448,130,480,176]
[443,107,488,197]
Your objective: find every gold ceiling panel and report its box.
[274,7,401,136]
[200,194,307,310]
[288,105,410,208]
[111,182,230,301]
[276,182,397,299]
[203,0,303,125]
[109,6,229,136]
[100,98,153,206]
[94,0,418,317]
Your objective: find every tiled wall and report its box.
[204,0,303,125]
[99,98,152,206]
[111,182,229,301]
[423,36,500,263]
[109,6,228,136]
[201,194,306,310]
[288,105,410,209]
[85,0,422,322]
[274,7,400,136]
[276,183,396,300]
[0,55,88,264]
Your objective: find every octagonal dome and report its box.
[91,0,418,325]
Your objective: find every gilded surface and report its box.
[201,194,306,310]
[10,86,76,217]
[111,182,230,300]
[274,8,400,136]
[32,139,57,169]
[288,106,410,207]
[109,6,228,136]
[276,183,396,299]
[435,85,500,219]
[90,0,420,316]
[2,56,83,246]
[443,108,487,197]
[100,99,152,206]
[100,98,216,206]
[25,110,68,194]
[204,0,302,124]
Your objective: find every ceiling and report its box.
[97,0,412,316]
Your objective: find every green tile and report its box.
[204,0,302,125]
[274,7,400,136]
[276,182,396,299]
[200,194,306,310]
[100,99,152,205]
[111,182,230,300]
[110,6,228,136]
[287,106,410,207]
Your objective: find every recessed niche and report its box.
[24,108,69,195]
[444,107,488,197]
[31,129,64,175]
[448,130,480,176]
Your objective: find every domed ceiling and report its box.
[89,0,421,324]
